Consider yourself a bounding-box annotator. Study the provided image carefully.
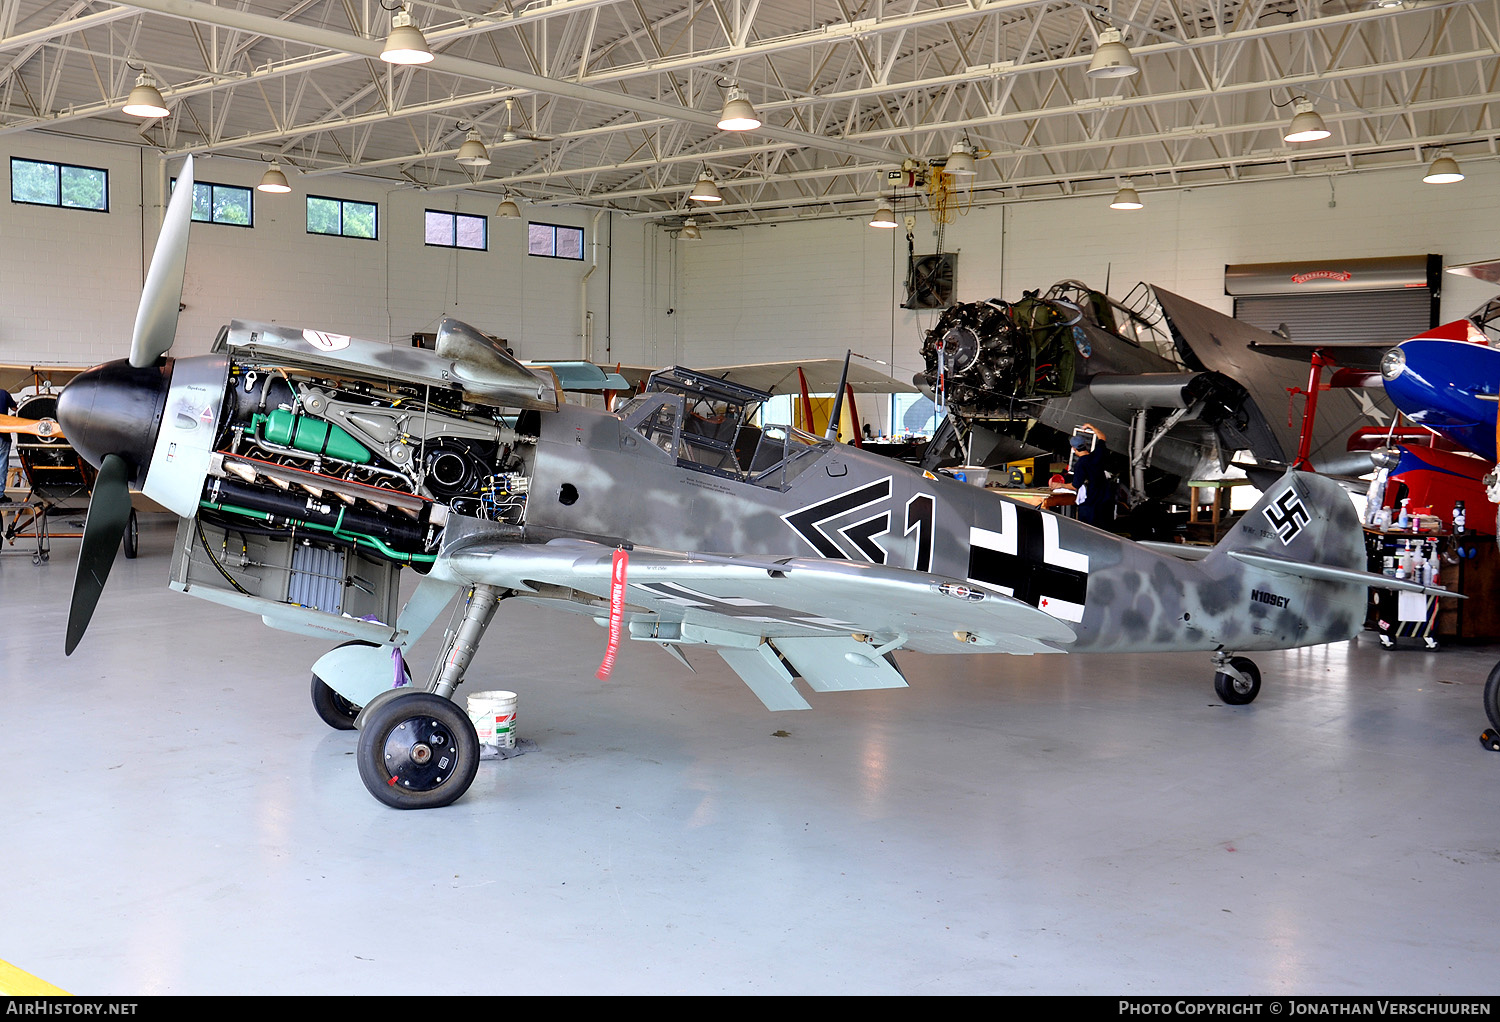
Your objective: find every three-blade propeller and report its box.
[62,155,194,654]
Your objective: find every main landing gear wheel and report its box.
[310,639,378,731]
[123,509,138,559]
[357,692,480,810]
[311,675,363,731]
[1482,661,1500,733]
[1213,656,1262,705]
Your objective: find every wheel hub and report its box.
[383,717,457,791]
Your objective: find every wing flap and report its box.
[717,645,811,711]
[773,635,908,693]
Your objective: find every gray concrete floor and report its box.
[3,515,1499,996]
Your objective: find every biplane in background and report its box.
[0,364,148,564]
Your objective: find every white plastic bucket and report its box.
[467,690,518,749]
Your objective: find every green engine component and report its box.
[253,410,371,464]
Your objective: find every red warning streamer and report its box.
[596,547,628,680]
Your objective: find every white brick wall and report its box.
[2,132,1496,384]
[0,142,645,368]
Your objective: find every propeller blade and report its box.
[65,453,132,655]
[0,414,62,438]
[129,155,195,369]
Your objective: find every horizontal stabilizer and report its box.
[1228,548,1463,599]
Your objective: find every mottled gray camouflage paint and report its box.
[518,402,1368,656]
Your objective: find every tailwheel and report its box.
[1213,655,1261,705]
[357,691,479,810]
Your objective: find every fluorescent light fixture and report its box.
[381,9,434,65]
[717,87,762,131]
[1087,28,1138,79]
[123,71,170,118]
[1284,98,1331,143]
[688,175,722,203]
[456,129,491,167]
[1422,151,1464,184]
[869,203,899,228]
[1109,184,1143,210]
[257,163,291,193]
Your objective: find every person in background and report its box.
[0,386,16,503]
[1068,423,1111,526]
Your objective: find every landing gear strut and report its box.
[1212,652,1261,705]
[354,585,502,809]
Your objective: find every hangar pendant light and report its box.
[456,129,491,167]
[869,202,899,228]
[123,71,170,119]
[944,140,977,177]
[381,9,435,65]
[717,87,762,131]
[1087,28,1139,79]
[680,218,702,240]
[1283,98,1331,143]
[688,174,723,203]
[497,197,521,218]
[1422,151,1464,184]
[257,163,291,193]
[1109,184,1143,210]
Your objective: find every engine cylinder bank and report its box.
[204,477,432,556]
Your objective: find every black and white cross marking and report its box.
[631,581,853,631]
[1262,486,1311,545]
[966,501,1090,623]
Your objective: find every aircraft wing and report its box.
[1446,258,1500,285]
[433,530,1073,711]
[1151,287,1395,475]
[1,363,88,390]
[613,359,919,397]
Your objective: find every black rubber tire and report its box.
[309,639,381,731]
[123,509,138,559]
[1213,656,1261,705]
[1483,661,1500,732]
[356,692,480,810]
[311,675,362,731]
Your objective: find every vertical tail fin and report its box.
[1208,470,1366,573]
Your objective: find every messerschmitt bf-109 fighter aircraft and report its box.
[54,158,1458,810]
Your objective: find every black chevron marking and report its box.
[842,513,889,564]
[782,478,891,559]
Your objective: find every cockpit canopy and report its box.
[618,365,828,488]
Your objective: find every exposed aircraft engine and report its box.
[918,295,1085,412]
[202,356,537,567]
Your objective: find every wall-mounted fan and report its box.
[903,252,958,310]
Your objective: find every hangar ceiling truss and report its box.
[0,0,1495,224]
